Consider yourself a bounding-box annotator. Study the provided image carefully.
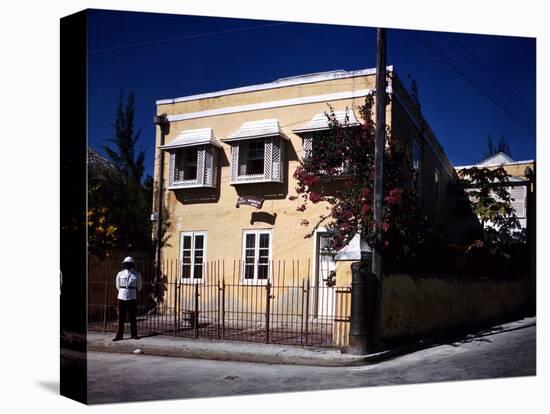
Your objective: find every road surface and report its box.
[85,318,536,404]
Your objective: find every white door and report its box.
[315,233,336,319]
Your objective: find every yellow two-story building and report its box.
[152,67,456,346]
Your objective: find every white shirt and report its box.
[115,269,142,301]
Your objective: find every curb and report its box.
[87,316,535,367]
[87,337,367,367]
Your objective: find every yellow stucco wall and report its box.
[380,273,529,340]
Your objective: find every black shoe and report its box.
[112,336,123,342]
[131,335,140,340]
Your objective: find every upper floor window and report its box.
[176,147,198,181]
[222,119,288,185]
[160,128,221,189]
[293,110,360,177]
[240,139,265,175]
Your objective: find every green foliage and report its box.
[89,90,153,257]
[458,166,523,245]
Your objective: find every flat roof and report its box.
[156,66,393,105]
[455,159,535,169]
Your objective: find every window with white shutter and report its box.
[224,120,287,184]
[160,128,221,190]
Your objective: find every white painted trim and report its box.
[179,231,208,284]
[166,88,377,122]
[168,183,216,190]
[240,228,273,285]
[311,228,329,317]
[157,66,393,105]
[311,227,328,290]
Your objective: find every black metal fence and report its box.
[88,258,351,348]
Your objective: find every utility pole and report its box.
[348,28,386,355]
[369,27,387,353]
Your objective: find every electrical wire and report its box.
[89,22,289,54]
[409,32,535,138]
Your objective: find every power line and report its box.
[88,22,289,54]
[442,34,535,123]
[410,32,535,137]
[452,36,535,115]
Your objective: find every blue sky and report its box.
[87,9,536,179]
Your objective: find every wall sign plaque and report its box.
[236,196,264,209]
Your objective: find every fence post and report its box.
[305,278,310,346]
[221,277,225,339]
[265,281,272,344]
[102,262,108,333]
[173,262,178,337]
[217,278,221,339]
[300,279,305,345]
[194,282,199,339]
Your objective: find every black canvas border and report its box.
[60,9,88,405]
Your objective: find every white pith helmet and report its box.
[122,256,135,264]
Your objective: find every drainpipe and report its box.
[154,113,169,278]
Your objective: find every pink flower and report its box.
[385,188,403,204]
[361,204,371,214]
[309,192,322,203]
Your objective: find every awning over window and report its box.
[222,119,289,143]
[292,110,360,135]
[160,127,222,150]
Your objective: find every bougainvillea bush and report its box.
[291,95,429,270]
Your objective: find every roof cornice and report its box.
[157,66,393,105]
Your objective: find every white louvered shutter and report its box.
[510,186,526,218]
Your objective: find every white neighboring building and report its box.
[455,152,535,229]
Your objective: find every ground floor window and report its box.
[180,231,207,282]
[242,229,272,282]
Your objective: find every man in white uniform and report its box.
[113,256,142,341]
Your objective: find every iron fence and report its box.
[88,258,351,348]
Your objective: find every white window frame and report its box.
[229,137,285,184]
[301,132,349,178]
[240,229,272,284]
[175,147,199,182]
[168,145,219,190]
[412,139,422,194]
[179,231,208,283]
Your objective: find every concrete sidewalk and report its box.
[87,332,369,366]
[87,316,536,367]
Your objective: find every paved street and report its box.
[86,318,536,404]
